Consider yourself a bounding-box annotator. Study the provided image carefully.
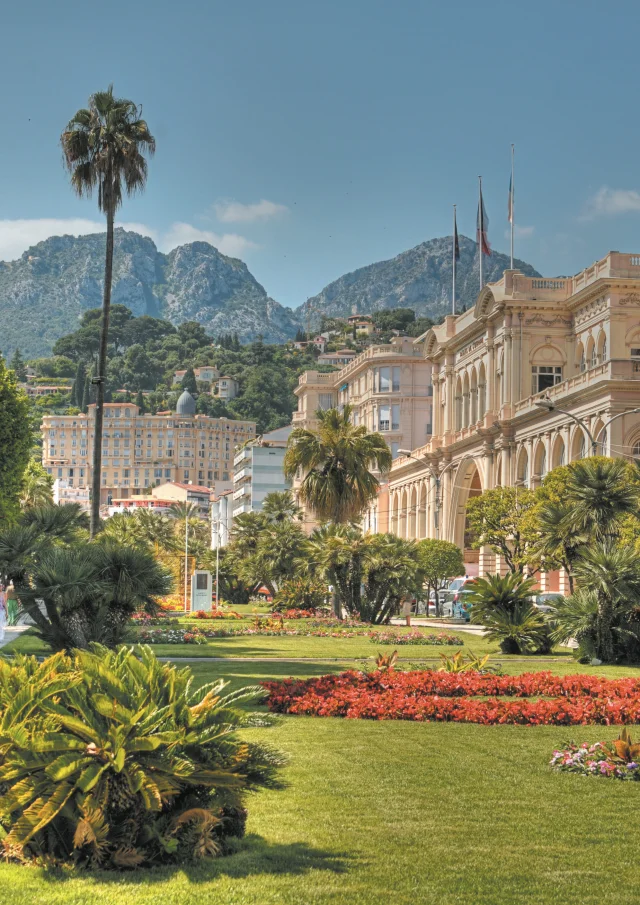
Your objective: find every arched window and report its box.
[576,342,586,373]
[470,369,478,424]
[531,345,564,394]
[587,337,597,370]
[478,363,486,419]
[455,378,463,431]
[539,446,547,479]
[517,449,529,488]
[462,373,470,428]
[596,330,607,364]
[633,441,640,460]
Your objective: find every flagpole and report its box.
[478,176,483,291]
[452,204,456,316]
[510,144,515,270]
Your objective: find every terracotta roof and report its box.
[171,482,211,493]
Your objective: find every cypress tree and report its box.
[232,333,240,351]
[81,376,91,413]
[73,361,86,407]
[181,367,198,396]
[9,349,27,383]
[136,389,146,413]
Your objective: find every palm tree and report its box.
[19,461,54,509]
[305,523,368,617]
[563,458,638,543]
[571,542,640,662]
[61,87,155,538]
[361,534,421,624]
[262,490,302,523]
[169,501,200,520]
[284,405,392,525]
[533,501,586,594]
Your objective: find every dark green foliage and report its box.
[468,573,552,654]
[135,389,145,413]
[0,503,173,651]
[0,356,32,522]
[81,375,91,412]
[0,646,283,867]
[9,348,27,382]
[72,361,86,407]
[181,367,198,396]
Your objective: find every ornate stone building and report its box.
[387,252,640,586]
[293,336,433,531]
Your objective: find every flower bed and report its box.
[374,631,463,646]
[262,670,640,725]
[136,624,466,645]
[551,742,640,780]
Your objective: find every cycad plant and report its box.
[0,646,283,867]
[361,534,421,624]
[467,572,550,654]
[61,87,155,537]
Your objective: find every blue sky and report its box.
[2,0,640,309]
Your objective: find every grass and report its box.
[1,716,640,904]
[3,630,640,903]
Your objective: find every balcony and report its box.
[514,358,640,416]
[233,484,250,501]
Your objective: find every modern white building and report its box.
[211,489,234,549]
[232,425,293,518]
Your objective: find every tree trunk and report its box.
[331,588,341,619]
[90,195,115,539]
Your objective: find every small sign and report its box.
[191,571,212,611]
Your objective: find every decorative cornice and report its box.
[524,314,572,327]
[574,296,607,326]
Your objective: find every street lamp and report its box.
[534,396,640,457]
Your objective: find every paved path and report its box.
[157,655,571,663]
[0,625,30,650]
[389,618,485,635]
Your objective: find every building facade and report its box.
[42,390,256,505]
[386,252,640,586]
[232,425,293,518]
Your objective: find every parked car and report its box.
[441,576,474,609]
[532,592,563,614]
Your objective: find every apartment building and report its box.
[232,425,293,518]
[41,390,256,505]
[387,251,640,588]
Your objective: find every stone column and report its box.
[504,311,513,411]
[558,569,571,596]
[432,364,441,436]
[479,545,495,577]
[487,324,496,415]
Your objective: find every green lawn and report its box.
[2,632,640,903]
[1,716,640,905]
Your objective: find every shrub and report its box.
[0,646,283,867]
[468,573,551,654]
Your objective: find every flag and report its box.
[507,172,514,223]
[454,211,460,262]
[477,188,491,256]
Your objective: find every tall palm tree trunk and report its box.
[90,197,114,538]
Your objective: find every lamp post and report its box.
[534,397,640,457]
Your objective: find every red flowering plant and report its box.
[262,670,640,726]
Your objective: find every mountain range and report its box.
[0,229,540,359]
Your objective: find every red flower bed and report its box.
[262,670,640,726]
